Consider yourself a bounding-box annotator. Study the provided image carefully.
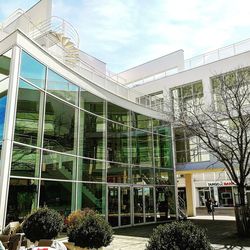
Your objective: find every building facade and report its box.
[0,1,176,230]
[120,39,250,216]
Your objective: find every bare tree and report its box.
[172,68,250,234]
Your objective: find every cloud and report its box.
[2,0,250,73]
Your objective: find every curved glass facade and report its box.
[6,51,176,227]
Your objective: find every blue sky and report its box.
[1,0,250,72]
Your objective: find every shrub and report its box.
[67,210,113,249]
[22,207,63,243]
[66,208,95,229]
[146,221,212,250]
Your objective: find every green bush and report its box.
[146,221,212,250]
[67,210,113,249]
[22,207,63,243]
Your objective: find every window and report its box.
[174,128,209,163]
[20,51,46,89]
[171,81,204,117]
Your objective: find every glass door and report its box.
[145,187,155,222]
[133,187,144,224]
[108,186,119,227]
[120,186,131,226]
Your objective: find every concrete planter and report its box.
[64,242,104,250]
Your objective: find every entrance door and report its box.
[120,186,131,226]
[133,186,155,224]
[108,185,131,227]
[108,186,119,227]
[134,187,144,224]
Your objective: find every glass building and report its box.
[0,2,176,229]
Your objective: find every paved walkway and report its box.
[108,217,250,250]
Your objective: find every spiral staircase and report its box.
[28,16,80,66]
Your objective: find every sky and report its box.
[1,0,250,73]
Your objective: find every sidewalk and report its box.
[109,217,250,250]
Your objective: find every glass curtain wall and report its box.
[6,50,176,226]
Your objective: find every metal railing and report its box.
[127,38,250,87]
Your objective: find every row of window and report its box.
[10,143,174,184]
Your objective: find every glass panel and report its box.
[120,187,131,226]
[20,51,46,89]
[11,144,40,177]
[107,163,130,183]
[107,102,130,125]
[0,54,10,77]
[152,119,170,136]
[145,187,155,222]
[154,134,172,168]
[131,112,152,130]
[107,121,129,163]
[134,187,144,224]
[132,167,154,185]
[0,77,8,155]
[40,180,74,216]
[41,151,76,180]
[14,80,43,146]
[108,186,119,227]
[131,129,153,166]
[6,178,38,224]
[80,90,104,116]
[155,169,175,185]
[44,95,78,154]
[47,69,78,105]
[156,186,176,221]
[79,110,105,159]
[78,183,106,214]
[78,158,105,182]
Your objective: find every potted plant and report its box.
[22,207,63,244]
[66,209,113,250]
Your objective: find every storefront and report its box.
[197,181,237,207]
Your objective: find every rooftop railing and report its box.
[126,38,250,87]
[0,12,166,113]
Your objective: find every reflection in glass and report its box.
[131,129,153,166]
[80,90,104,116]
[47,69,78,105]
[107,163,130,183]
[108,186,118,227]
[107,102,130,125]
[132,167,154,184]
[152,119,170,136]
[131,112,152,130]
[78,183,106,214]
[41,151,76,180]
[120,187,131,225]
[40,180,74,216]
[154,134,172,168]
[6,178,38,225]
[156,186,176,221]
[14,80,43,146]
[78,158,105,182]
[11,144,40,177]
[44,95,77,153]
[20,51,46,89]
[134,187,144,224]
[79,110,105,159]
[145,187,155,222]
[107,121,129,163]
[0,76,8,155]
[155,168,174,185]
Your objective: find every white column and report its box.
[0,46,21,231]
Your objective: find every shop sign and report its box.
[207,181,236,187]
[207,181,223,187]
